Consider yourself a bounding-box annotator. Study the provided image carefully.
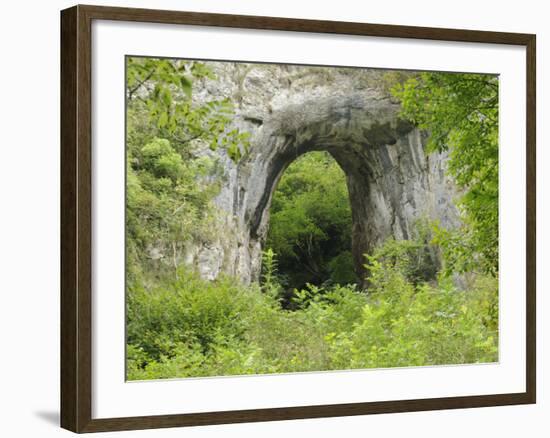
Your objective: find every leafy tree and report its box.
[392,72,499,275]
[126,57,251,282]
[127,57,250,161]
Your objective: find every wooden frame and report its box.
[60,4,536,433]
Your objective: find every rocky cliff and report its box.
[186,63,460,284]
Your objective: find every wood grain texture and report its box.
[61,5,93,432]
[79,4,534,44]
[60,5,78,432]
[525,34,536,403]
[60,4,536,433]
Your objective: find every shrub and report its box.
[127,240,498,380]
[326,240,498,370]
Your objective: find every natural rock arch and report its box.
[189,73,460,285]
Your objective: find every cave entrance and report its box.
[264,151,358,298]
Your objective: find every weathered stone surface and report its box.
[186,64,460,284]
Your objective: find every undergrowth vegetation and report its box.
[127,237,498,380]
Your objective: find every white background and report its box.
[0,0,546,436]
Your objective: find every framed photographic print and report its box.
[60,4,536,433]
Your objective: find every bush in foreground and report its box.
[127,238,498,380]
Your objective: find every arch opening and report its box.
[263,151,359,304]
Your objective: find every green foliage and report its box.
[260,248,283,299]
[126,57,254,282]
[367,221,438,285]
[379,70,416,95]
[127,57,250,159]
[327,251,357,285]
[140,138,184,180]
[266,151,356,290]
[127,239,498,380]
[127,269,266,364]
[392,72,499,275]
[327,276,498,369]
[126,137,219,281]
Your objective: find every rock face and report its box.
[188,63,460,284]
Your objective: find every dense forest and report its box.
[125,58,499,380]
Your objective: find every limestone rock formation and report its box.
[187,63,460,284]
